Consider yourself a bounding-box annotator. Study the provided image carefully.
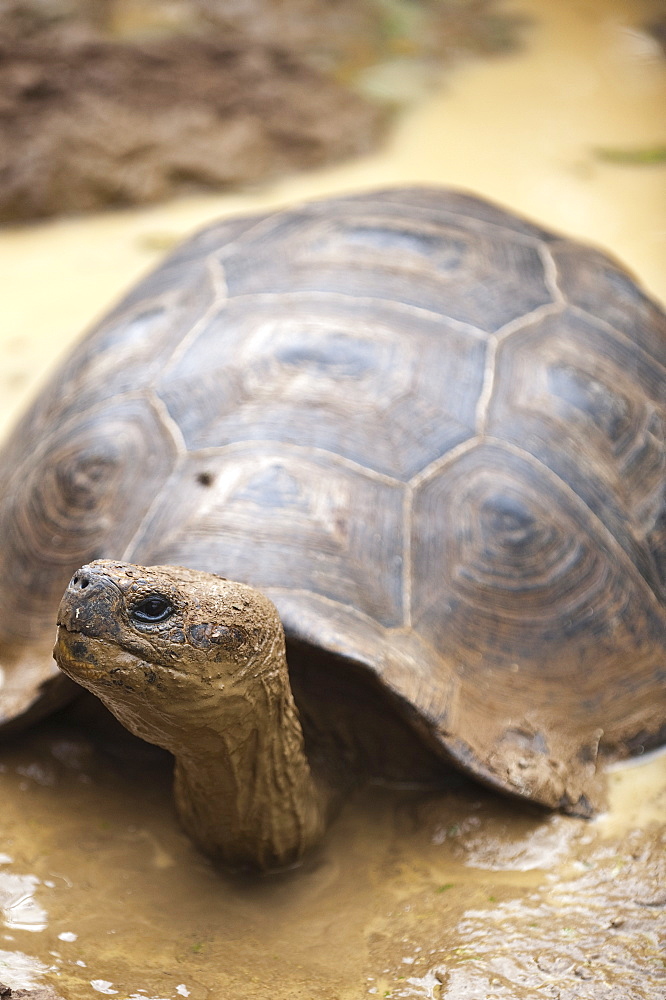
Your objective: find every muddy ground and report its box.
[0,707,664,999]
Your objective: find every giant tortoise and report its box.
[0,188,664,870]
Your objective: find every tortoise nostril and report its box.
[72,573,90,589]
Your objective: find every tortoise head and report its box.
[54,560,285,752]
[54,560,328,870]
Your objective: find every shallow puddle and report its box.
[1,0,665,997]
[0,712,665,999]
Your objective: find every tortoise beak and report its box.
[56,565,123,640]
[55,567,123,685]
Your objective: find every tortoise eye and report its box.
[130,594,174,624]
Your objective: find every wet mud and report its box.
[0,712,664,998]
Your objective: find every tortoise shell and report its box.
[1,187,664,812]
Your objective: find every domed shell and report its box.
[0,188,664,812]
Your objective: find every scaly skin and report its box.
[54,560,329,871]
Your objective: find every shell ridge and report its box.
[116,392,189,563]
[87,287,182,342]
[266,585,392,624]
[185,439,406,488]
[147,389,189,457]
[536,242,567,305]
[304,188,556,245]
[221,289,491,336]
[566,304,666,376]
[267,587,449,674]
[494,300,564,342]
[474,335,498,435]
[475,300,566,434]
[157,254,230,383]
[409,436,482,489]
[121,454,188,564]
[480,438,666,615]
[208,202,328,258]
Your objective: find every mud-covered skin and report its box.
[55,560,328,870]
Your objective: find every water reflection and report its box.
[0,946,50,989]
[0,864,47,934]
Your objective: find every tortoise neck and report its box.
[171,636,329,870]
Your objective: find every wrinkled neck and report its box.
[171,638,329,870]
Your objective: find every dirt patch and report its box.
[0,34,384,222]
[0,0,526,222]
[0,714,664,999]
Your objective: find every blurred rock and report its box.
[0,32,385,221]
[0,1,523,220]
